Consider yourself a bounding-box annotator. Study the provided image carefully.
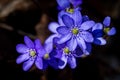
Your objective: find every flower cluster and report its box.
[16,0,116,71]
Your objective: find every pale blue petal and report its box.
[80,21,95,30]
[44,34,58,53]
[57,33,71,44]
[16,44,29,54]
[76,37,86,50]
[67,37,77,51]
[94,37,106,45]
[16,53,30,64]
[92,23,103,31]
[23,59,34,71]
[48,22,59,33]
[57,26,69,35]
[58,54,68,69]
[80,31,94,42]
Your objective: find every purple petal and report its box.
[23,59,34,71]
[58,54,68,69]
[103,16,111,27]
[24,36,34,49]
[76,37,86,50]
[67,37,77,51]
[35,57,43,69]
[68,55,76,69]
[34,39,45,57]
[92,23,103,31]
[37,48,46,57]
[48,22,59,33]
[108,27,116,36]
[16,44,28,54]
[69,0,82,7]
[35,39,42,49]
[57,0,70,9]
[62,15,74,28]
[57,33,71,44]
[16,53,30,64]
[71,10,82,25]
[80,31,94,42]
[57,26,69,35]
[80,21,95,30]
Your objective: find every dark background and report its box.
[0,0,120,80]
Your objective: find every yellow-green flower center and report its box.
[72,28,79,35]
[63,47,70,54]
[44,53,49,59]
[104,28,110,33]
[66,8,74,14]
[30,50,36,57]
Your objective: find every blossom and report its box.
[55,44,77,69]
[57,0,82,9]
[57,11,95,54]
[16,36,43,71]
[81,15,106,45]
[103,16,116,36]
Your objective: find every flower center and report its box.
[44,53,49,59]
[104,28,110,33]
[63,47,70,54]
[66,8,74,14]
[72,28,79,35]
[29,50,36,57]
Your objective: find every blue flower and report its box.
[57,0,82,9]
[103,16,116,36]
[92,23,106,45]
[55,44,77,69]
[57,11,95,53]
[16,36,58,71]
[82,16,106,45]
[16,36,43,71]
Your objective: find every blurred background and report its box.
[0,0,120,80]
